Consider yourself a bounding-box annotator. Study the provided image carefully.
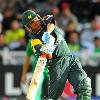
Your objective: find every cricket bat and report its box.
[26,53,47,100]
[26,32,56,100]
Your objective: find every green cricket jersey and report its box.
[29,26,71,66]
[51,26,70,57]
[29,25,70,57]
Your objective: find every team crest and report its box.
[28,15,32,19]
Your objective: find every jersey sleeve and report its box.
[26,40,33,56]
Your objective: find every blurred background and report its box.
[0,0,100,100]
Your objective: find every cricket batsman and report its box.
[22,10,92,100]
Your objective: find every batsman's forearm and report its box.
[22,56,30,75]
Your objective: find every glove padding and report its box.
[40,44,55,54]
[43,15,55,25]
[42,32,55,44]
[41,32,55,54]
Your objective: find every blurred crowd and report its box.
[0,0,100,64]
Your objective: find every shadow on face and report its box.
[28,16,42,34]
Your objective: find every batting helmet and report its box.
[22,10,38,27]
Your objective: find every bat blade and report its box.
[26,56,47,100]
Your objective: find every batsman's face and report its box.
[28,16,42,34]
